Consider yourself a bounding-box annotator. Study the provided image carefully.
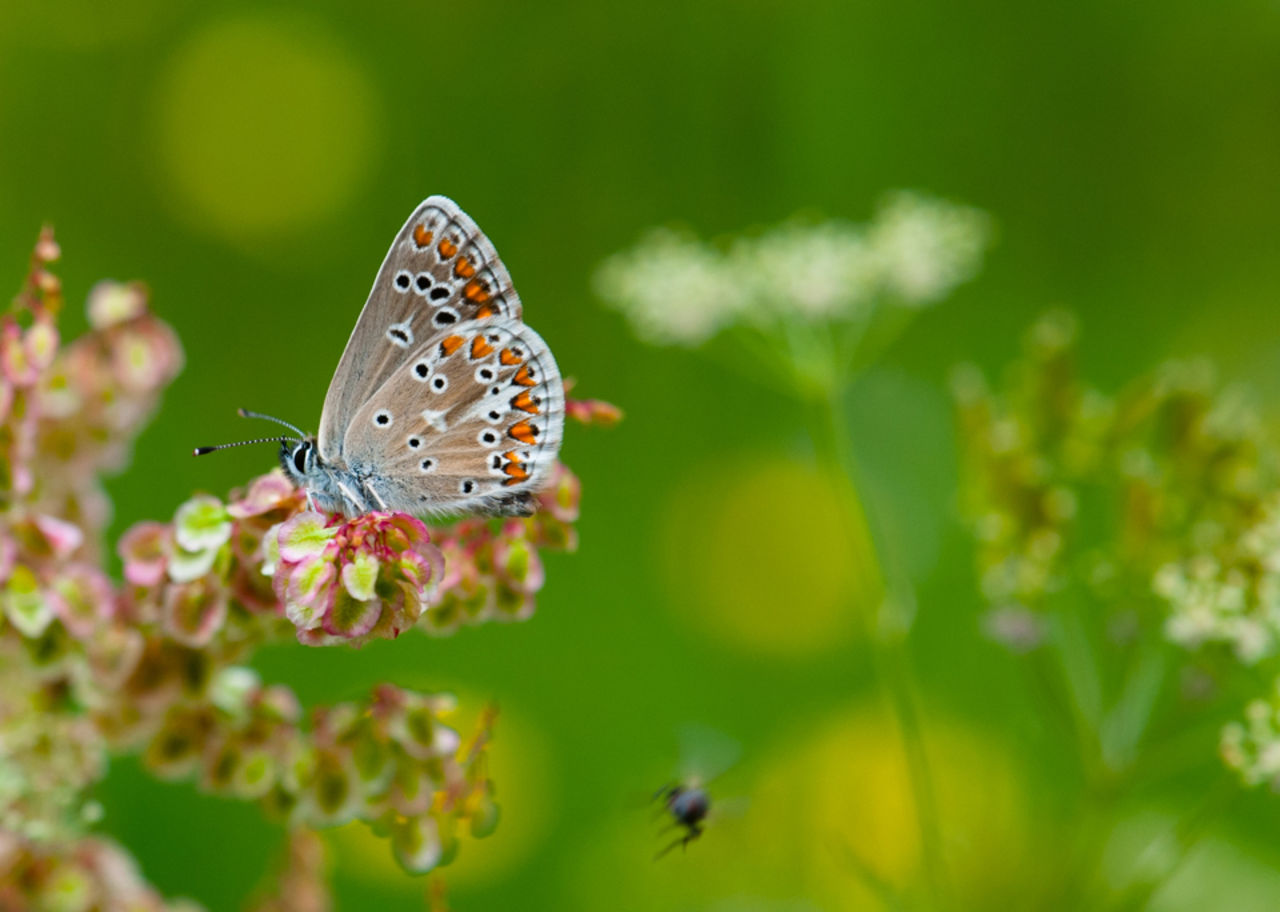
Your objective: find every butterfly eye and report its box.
[393,270,412,292]
[292,444,308,473]
[419,458,435,473]
[431,376,448,393]
[412,361,431,380]
[373,409,393,427]
[433,307,459,326]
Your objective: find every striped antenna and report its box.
[193,408,307,456]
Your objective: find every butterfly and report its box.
[199,197,564,519]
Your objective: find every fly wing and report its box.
[677,725,742,784]
[317,196,523,461]
[340,318,564,518]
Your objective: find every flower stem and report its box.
[811,382,948,908]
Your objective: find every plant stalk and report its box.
[811,382,948,908]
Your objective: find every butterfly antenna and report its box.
[236,408,308,439]
[193,435,296,456]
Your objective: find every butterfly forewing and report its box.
[318,196,523,460]
[340,318,564,517]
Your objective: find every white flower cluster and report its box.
[595,192,990,346]
[868,192,992,306]
[1155,500,1280,664]
[1222,680,1280,788]
[593,229,749,346]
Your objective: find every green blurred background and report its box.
[4,1,1280,909]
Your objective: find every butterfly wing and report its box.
[317,196,523,461]
[340,317,564,517]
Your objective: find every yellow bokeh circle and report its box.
[153,15,379,242]
[747,706,1030,906]
[660,455,881,656]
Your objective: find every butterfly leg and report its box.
[362,479,389,511]
[305,489,317,512]
[482,491,536,517]
[336,480,368,516]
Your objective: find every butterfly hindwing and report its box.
[340,318,564,517]
[317,196,523,460]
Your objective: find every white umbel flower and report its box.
[595,191,990,346]
[594,229,747,346]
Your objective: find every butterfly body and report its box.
[277,197,564,519]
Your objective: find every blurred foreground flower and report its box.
[0,833,202,912]
[0,231,609,906]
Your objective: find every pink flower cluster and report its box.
[563,377,624,429]
[112,461,582,651]
[0,230,611,904]
[427,463,580,632]
[273,510,444,645]
[139,668,496,874]
[565,396,623,428]
[0,833,201,912]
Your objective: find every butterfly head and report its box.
[280,437,319,486]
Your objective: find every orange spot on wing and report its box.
[508,420,537,445]
[475,302,498,319]
[440,335,464,356]
[512,364,536,387]
[463,279,491,304]
[501,449,529,486]
[454,257,476,279]
[438,238,458,259]
[470,335,494,359]
[413,224,434,248]
[511,390,539,414]
[499,348,522,366]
